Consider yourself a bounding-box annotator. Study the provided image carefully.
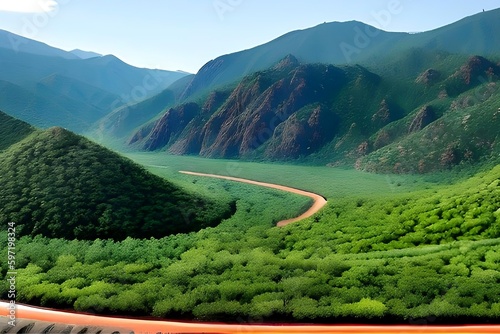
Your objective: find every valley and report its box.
[177,170,328,227]
[0,5,499,330]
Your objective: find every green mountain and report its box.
[0,32,189,132]
[0,112,234,241]
[88,74,195,143]
[70,49,103,59]
[130,52,500,172]
[0,78,116,133]
[179,9,500,100]
[0,110,35,150]
[0,29,78,59]
[0,47,187,99]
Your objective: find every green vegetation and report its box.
[0,111,35,151]
[2,149,499,323]
[0,125,233,240]
[1,9,500,324]
[0,41,187,132]
[128,48,500,174]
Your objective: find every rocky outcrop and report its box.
[415,68,441,85]
[130,60,388,160]
[408,105,436,133]
[372,99,403,128]
[130,103,199,151]
[204,65,344,158]
[265,105,338,159]
[457,56,497,85]
[445,56,500,96]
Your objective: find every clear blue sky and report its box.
[0,0,499,73]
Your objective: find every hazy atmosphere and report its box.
[0,0,498,72]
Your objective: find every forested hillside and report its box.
[0,114,234,240]
[0,111,34,150]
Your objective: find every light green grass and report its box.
[124,152,435,200]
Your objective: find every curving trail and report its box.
[179,171,328,226]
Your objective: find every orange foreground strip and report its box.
[1,303,499,334]
[179,171,328,227]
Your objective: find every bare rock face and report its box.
[272,54,299,71]
[372,99,391,124]
[265,105,338,159]
[136,103,199,151]
[458,56,495,85]
[445,56,500,96]
[195,64,345,158]
[408,105,436,133]
[415,68,441,85]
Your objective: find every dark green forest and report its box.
[0,111,34,151]
[0,125,234,240]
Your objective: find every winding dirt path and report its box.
[179,171,328,226]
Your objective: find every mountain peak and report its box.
[70,49,102,59]
[273,54,300,70]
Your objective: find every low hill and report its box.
[0,116,234,240]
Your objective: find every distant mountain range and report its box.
[0,29,189,132]
[179,8,500,100]
[70,49,103,59]
[1,9,499,173]
[124,8,500,172]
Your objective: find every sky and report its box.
[0,0,499,73]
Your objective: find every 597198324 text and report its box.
[6,221,17,327]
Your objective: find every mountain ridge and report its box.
[130,51,500,172]
[178,8,500,101]
[0,37,188,132]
